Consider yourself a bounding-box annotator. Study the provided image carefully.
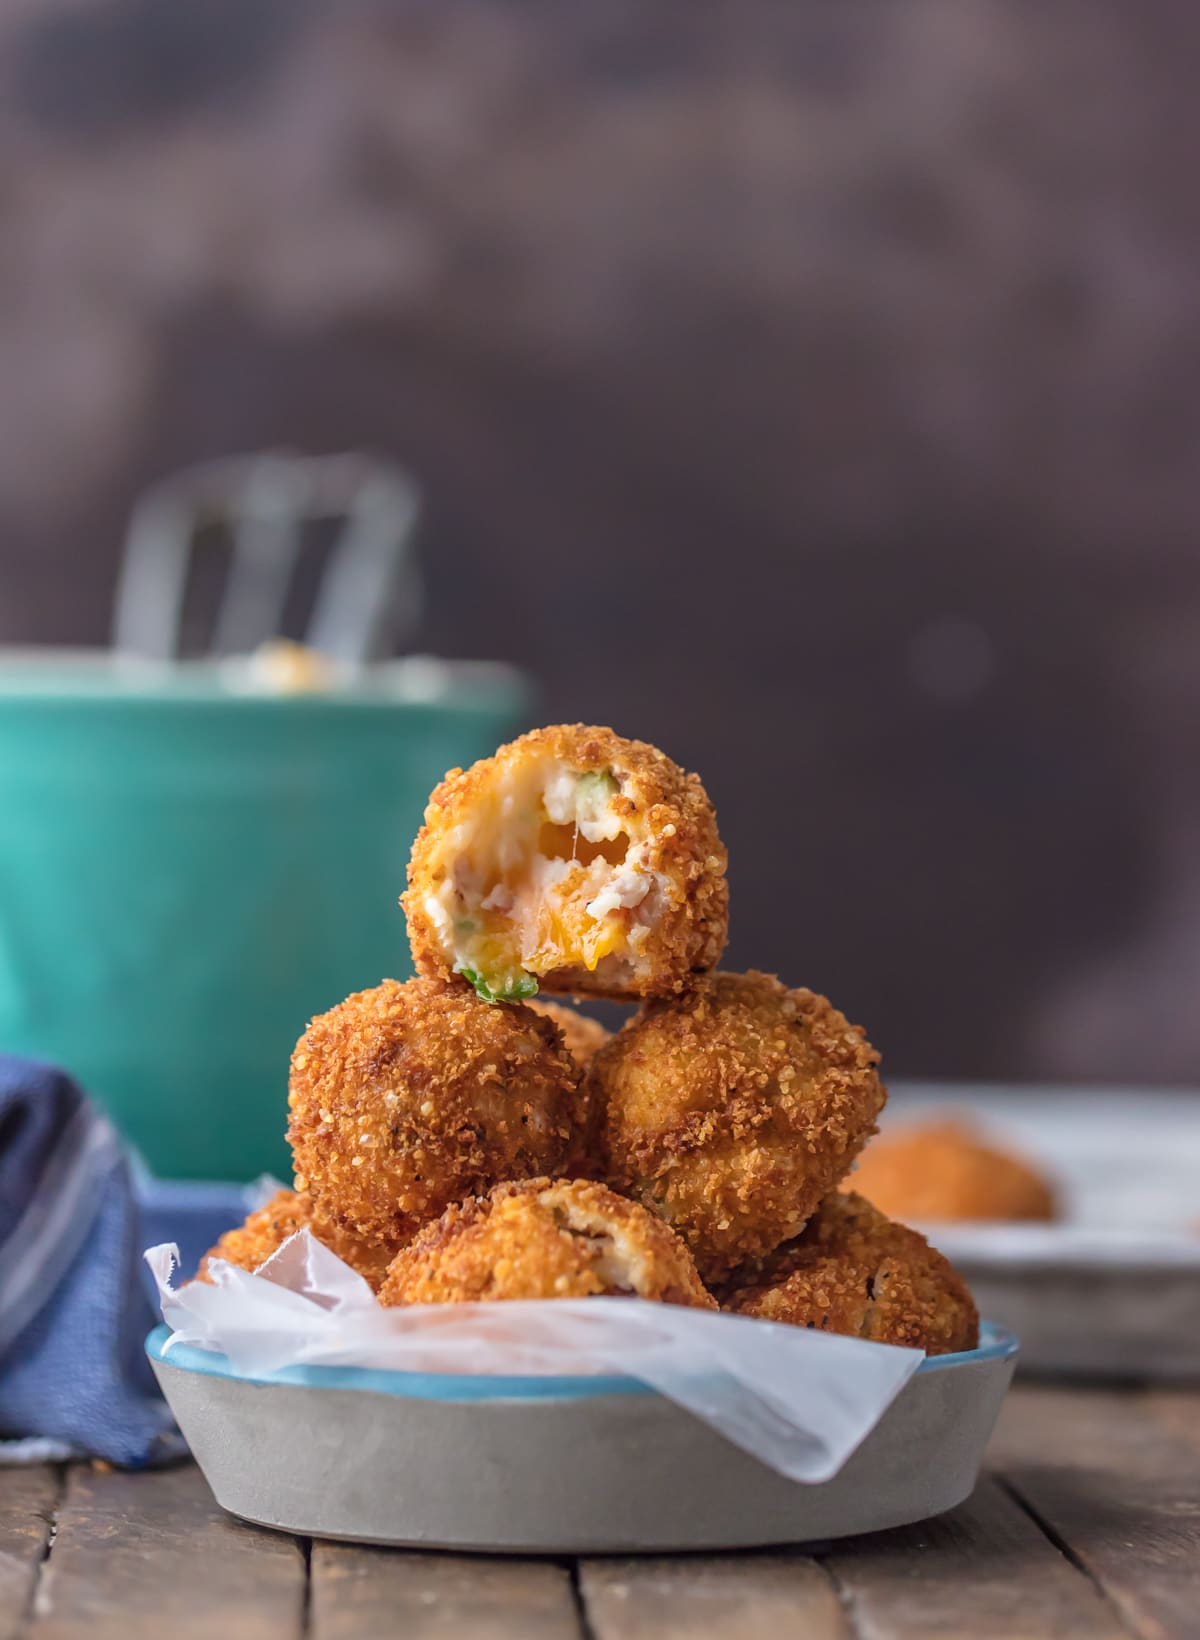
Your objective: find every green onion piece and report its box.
[459,967,539,1005]
[577,769,619,801]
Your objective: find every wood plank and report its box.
[579,1554,847,1640]
[822,1473,1129,1640]
[1142,1387,1200,1453]
[991,1386,1200,1640]
[309,1543,580,1640]
[26,1462,305,1640]
[0,1467,59,1640]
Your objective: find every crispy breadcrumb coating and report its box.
[194,1188,398,1291]
[287,977,583,1247]
[378,1177,715,1308]
[528,999,612,1072]
[404,724,728,1000]
[848,1119,1058,1222]
[590,970,886,1282]
[723,1191,978,1355]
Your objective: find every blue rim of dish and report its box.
[145,1320,1018,1402]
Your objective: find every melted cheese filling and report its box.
[540,1185,652,1296]
[424,757,666,996]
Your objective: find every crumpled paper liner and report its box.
[146,1231,923,1483]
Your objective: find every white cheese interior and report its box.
[424,756,668,994]
[539,1184,659,1297]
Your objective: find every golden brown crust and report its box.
[403,724,728,999]
[286,977,584,1247]
[379,1176,715,1308]
[527,1000,612,1072]
[723,1191,979,1355]
[847,1120,1058,1223]
[194,1188,398,1292]
[589,970,886,1283]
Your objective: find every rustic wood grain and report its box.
[13,1389,1200,1639]
[0,1466,59,1640]
[578,1554,847,1640]
[822,1473,1129,1640]
[1144,1387,1200,1453]
[24,1462,304,1640]
[309,1543,580,1640]
[992,1387,1200,1640]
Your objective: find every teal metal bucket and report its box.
[0,652,531,1180]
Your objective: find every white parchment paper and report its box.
[146,1232,923,1483]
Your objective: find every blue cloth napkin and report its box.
[0,1056,184,1467]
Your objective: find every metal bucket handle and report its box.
[112,451,422,666]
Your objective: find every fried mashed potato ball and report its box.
[848,1119,1058,1223]
[590,970,886,1282]
[723,1191,979,1355]
[194,1188,397,1291]
[378,1177,716,1308]
[287,977,583,1248]
[528,999,612,1072]
[403,724,728,1001]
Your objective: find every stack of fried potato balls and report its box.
[200,725,978,1355]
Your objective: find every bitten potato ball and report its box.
[287,977,583,1248]
[848,1119,1058,1223]
[194,1188,398,1292]
[591,971,886,1282]
[404,724,728,1001]
[722,1191,979,1355]
[528,1000,612,1071]
[379,1177,715,1308]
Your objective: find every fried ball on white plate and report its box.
[722,1190,979,1355]
[590,970,886,1283]
[527,999,612,1072]
[287,977,584,1249]
[846,1119,1058,1223]
[403,724,728,1002]
[378,1176,715,1308]
[194,1188,398,1292]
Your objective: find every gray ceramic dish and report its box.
[147,1322,1017,1553]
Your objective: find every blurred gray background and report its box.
[2,0,1198,1086]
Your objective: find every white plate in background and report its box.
[876,1083,1200,1377]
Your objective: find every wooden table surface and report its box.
[4,1382,1200,1640]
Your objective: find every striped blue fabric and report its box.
[0,1057,184,1467]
